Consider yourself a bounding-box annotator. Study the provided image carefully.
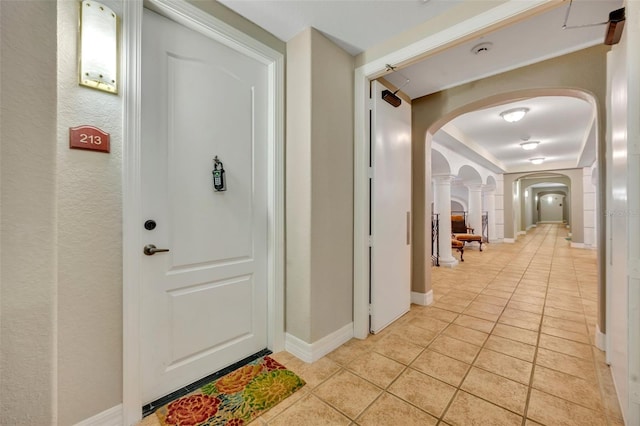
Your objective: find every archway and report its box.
[509,172,576,240]
[355,43,608,341]
[423,88,599,244]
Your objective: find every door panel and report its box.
[141,9,268,404]
[168,276,253,363]
[607,28,629,420]
[167,56,255,267]
[370,81,412,333]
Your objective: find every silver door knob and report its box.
[144,244,170,256]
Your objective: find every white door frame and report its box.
[122,1,285,424]
[353,0,549,338]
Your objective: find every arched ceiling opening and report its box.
[457,165,482,185]
[486,175,497,190]
[432,93,596,174]
[431,149,451,176]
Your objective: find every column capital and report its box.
[433,174,456,183]
[466,182,484,191]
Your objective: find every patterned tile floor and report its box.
[256,224,624,425]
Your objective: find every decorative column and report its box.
[583,167,597,248]
[434,175,458,267]
[495,175,505,241]
[467,183,483,237]
[484,186,496,243]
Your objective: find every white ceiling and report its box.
[219,0,622,175]
[435,96,596,173]
[218,0,463,55]
[383,0,622,99]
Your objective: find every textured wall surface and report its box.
[56,1,124,424]
[0,2,58,424]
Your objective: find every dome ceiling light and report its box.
[520,141,540,150]
[500,107,529,123]
[530,157,545,165]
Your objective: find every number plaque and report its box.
[69,125,110,153]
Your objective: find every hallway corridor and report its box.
[259,224,623,425]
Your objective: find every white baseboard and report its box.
[74,405,123,426]
[570,242,585,249]
[503,238,515,243]
[285,323,353,363]
[517,231,526,235]
[595,324,606,351]
[411,290,433,306]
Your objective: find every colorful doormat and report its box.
[154,356,305,426]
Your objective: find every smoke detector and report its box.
[471,42,493,55]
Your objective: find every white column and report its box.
[583,167,597,248]
[495,175,505,241]
[432,179,438,214]
[467,183,483,236]
[434,175,458,267]
[484,187,496,243]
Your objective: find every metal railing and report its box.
[482,211,489,243]
[431,213,440,267]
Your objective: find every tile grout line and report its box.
[521,224,554,426]
[263,226,611,425]
[437,225,547,424]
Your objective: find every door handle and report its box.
[144,244,170,256]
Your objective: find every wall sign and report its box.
[69,125,110,153]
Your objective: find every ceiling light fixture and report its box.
[530,157,545,165]
[500,107,529,123]
[520,141,539,150]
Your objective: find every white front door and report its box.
[370,81,412,333]
[140,9,268,404]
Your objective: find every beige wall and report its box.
[411,44,609,303]
[0,2,58,424]
[0,1,285,424]
[286,29,313,341]
[286,28,354,343]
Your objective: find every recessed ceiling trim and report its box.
[507,161,579,174]
[440,123,507,172]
